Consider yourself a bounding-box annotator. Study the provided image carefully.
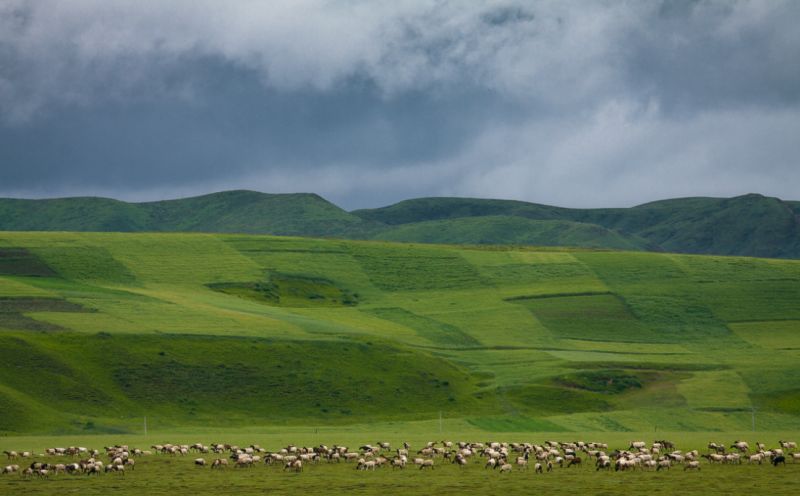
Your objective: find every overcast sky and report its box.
[1,0,798,209]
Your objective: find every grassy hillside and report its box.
[372,216,657,251]
[0,190,379,237]
[355,193,800,258]
[2,190,799,258]
[1,232,799,434]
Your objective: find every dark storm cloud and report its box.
[0,1,798,209]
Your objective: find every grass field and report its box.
[1,427,799,495]
[0,231,799,437]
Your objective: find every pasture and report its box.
[0,231,799,434]
[1,428,799,495]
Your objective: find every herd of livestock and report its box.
[2,439,798,480]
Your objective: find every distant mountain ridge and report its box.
[1,190,798,259]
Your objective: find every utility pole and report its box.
[144,416,148,436]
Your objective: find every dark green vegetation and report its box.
[0,232,799,435]
[2,190,800,258]
[356,193,800,258]
[0,191,378,237]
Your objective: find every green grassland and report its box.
[0,231,799,437]
[1,427,800,495]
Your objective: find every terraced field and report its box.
[0,232,799,435]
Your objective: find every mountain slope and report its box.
[1,190,799,258]
[373,216,657,251]
[2,231,800,434]
[0,190,378,237]
[355,193,800,258]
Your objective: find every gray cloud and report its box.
[0,0,798,209]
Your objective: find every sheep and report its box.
[195,458,206,467]
[2,464,20,475]
[748,454,763,464]
[772,455,786,467]
[419,459,434,470]
[656,459,671,471]
[684,461,701,471]
[211,458,228,469]
[596,458,611,471]
[779,440,797,451]
[499,463,513,473]
[3,451,18,461]
[730,441,749,453]
[534,462,543,473]
[793,453,800,463]
[285,460,303,472]
[566,456,582,468]
[629,441,646,451]
[357,459,376,471]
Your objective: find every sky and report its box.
[0,0,798,210]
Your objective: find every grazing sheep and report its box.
[684,461,701,471]
[779,441,797,451]
[2,464,20,475]
[357,460,376,471]
[656,459,671,471]
[499,463,512,473]
[211,458,228,469]
[419,459,434,470]
[195,458,206,467]
[566,457,582,468]
[793,453,800,463]
[534,463,543,473]
[730,441,749,453]
[772,455,786,467]
[3,451,18,461]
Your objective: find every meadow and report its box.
[0,231,799,434]
[1,231,799,492]
[1,426,799,495]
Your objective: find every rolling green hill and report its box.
[372,216,658,251]
[1,190,800,257]
[355,193,800,258]
[1,231,799,434]
[0,190,379,237]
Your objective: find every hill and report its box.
[1,191,799,258]
[355,193,800,258]
[372,216,657,251]
[1,231,800,434]
[0,190,378,237]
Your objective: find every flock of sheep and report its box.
[2,438,798,480]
